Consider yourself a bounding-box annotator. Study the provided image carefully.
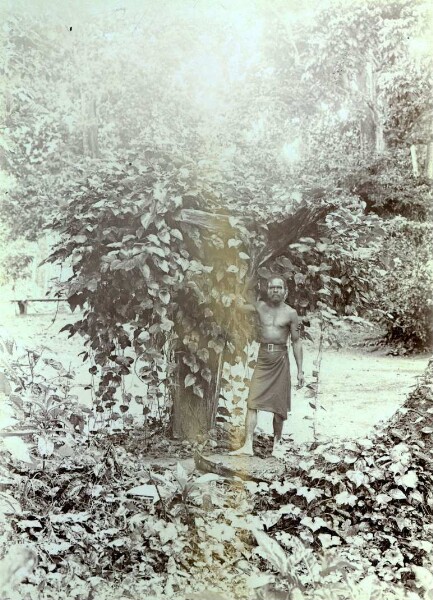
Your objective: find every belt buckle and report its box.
[267,343,274,351]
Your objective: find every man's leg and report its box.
[230,409,257,456]
[272,414,284,458]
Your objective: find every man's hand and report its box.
[297,371,305,388]
[234,297,257,313]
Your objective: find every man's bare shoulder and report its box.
[285,305,299,320]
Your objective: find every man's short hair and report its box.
[267,276,288,291]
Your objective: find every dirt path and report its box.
[279,347,429,444]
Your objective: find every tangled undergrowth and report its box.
[244,359,433,599]
[1,360,433,600]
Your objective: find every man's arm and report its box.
[235,297,258,313]
[290,310,304,387]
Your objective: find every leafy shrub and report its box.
[376,219,433,352]
[0,342,91,467]
[0,240,33,289]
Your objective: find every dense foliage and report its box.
[1,2,433,598]
[377,219,433,351]
[0,239,33,290]
[1,336,433,599]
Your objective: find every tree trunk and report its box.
[426,143,433,179]
[171,347,224,440]
[425,120,433,178]
[81,93,99,158]
[359,59,385,155]
[169,202,334,439]
[411,144,420,177]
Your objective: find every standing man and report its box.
[230,277,304,458]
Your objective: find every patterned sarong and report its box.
[247,345,291,420]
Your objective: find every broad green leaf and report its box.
[17,519,42,529]
[346,470,367,487]
[157,230,170,244]
[0,492,22,515]
[221,294,232,307]
[183,353,198,369]
[37,436,54,458]
[197,348,209,362]
[72,235,87,244]
[376,493,392,504]
[323,453,341,464]
[278,503,301,516]
[147,245,166,258]
[208,339,225,354]
[154,257,170,273]
[300,516,328,531]
[411,540,433,553]
[289,243,310,253]
[271,480,296,495]
[276,256,294,269]
[201,368,212,383]
[138,331,150,343]
[184,374,196,388]
[296,487,323,503]
[193,385,204,399]
[228,216,242,228]
[176,257,189,271]
[140,263,150,279]
[159,290,170,304]
[176,462,189,488]
[257,267,272,279]
[126,484,158,502]
[171,228,183,240]
[160,522,178,545]
[409,490,424,503]
[226,265,239,273]
[49,512,90,523]
[335,491,357,506]
[0,402,17,428]
[141,211,153,230]
[388,488,406,500]
[253,529,289,576]
[396,470,418,489]
[318,534,341,548]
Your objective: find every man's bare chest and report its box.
[258,306,290,328]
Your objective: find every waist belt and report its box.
[260,343,288,352]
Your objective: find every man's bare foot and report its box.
[229,444,254,456]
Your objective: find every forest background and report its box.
[0,0,433,599]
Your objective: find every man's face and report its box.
[267,279,286,303]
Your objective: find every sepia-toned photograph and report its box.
[1,0,432,598]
